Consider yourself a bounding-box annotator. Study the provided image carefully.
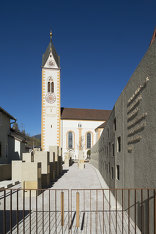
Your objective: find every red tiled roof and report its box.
[61,107,111,121]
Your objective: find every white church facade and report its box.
[41,32,111,160]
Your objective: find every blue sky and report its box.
[0,0,155,136]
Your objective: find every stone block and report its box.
[22,151,34,162]
[49,146,59,161]
[33,151,51,188]
[34,151,50,174]
[12,161,22,182]
[49,151,55,162]
[21,162,42,196]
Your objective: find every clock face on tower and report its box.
[48,60,54,66]
[45,93,56,104]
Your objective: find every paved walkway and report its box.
[0,163,141,233]
[54,163,103,189]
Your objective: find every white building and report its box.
[41,32,111,160]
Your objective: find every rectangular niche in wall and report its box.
[111,167,114,179]
[116,165,120,180]
[112,143,115,156]
[114,118,116,131]
[117,136,121,152]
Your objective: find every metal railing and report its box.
[0,188,156,233]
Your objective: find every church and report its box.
[41,32,111,160]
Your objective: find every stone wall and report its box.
[90,39,156,233]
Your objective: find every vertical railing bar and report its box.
[76,192,79,228]
[141,189,143,233]
[103,190,104,234]
[30,189,31,234]
[23,188,25,234]
[68,190,69,233]
[55,190,57,234]
[122,189,123,234]
[71,190,72,234]
[90,190,92,234]
[36,190,38,234]
[154,189,156,234]
[147,189,149,234]
[42,191,44,234]
[116,189,117,234]
[23,182,25,234]
[84,190,85,233]
[84,190,85,212]
[3,190,6,234]
[109,189,111,234]
[128,189,130,234]
[17,189,19,234]
[61,191,64,227]
[135,189,136,234]
[10,189,12,234]
[96,190,98,234]
[49,189,50,234]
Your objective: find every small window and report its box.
[68,132,73,149]
[112,143,115,156]
[0,142,2,157]
[117,136,121,152]
[114,118,116,131]
[116,165,120,180]
[87,133,91,149]
[111,167,114,179]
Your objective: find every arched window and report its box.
[68,131,73,149]
[51,82,54,93]
[87,132,91,149]
[48,82,50,92]
[47,77,54,93]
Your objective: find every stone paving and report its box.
[0,163,141,233]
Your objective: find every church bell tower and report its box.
[41,32,61,151]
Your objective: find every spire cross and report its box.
[50,30,52,42]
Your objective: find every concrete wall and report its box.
[90,40,156,233]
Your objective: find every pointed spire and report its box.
[42,31,60,68]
